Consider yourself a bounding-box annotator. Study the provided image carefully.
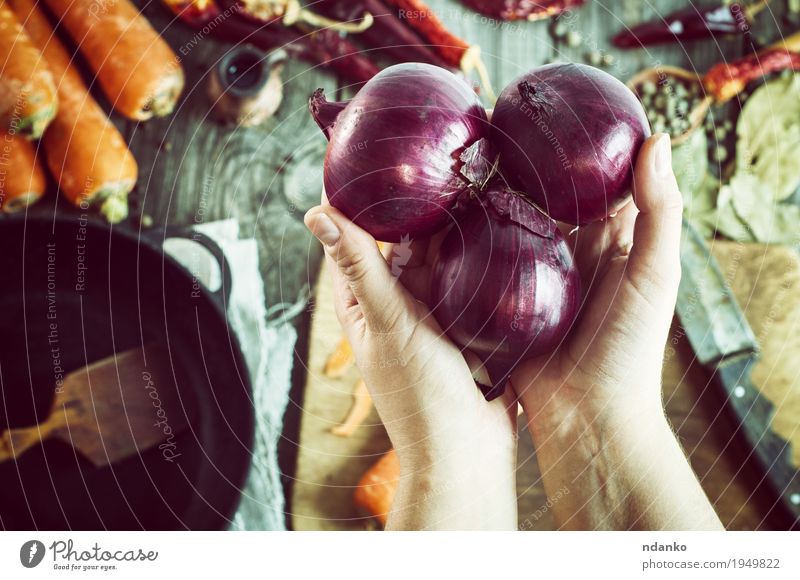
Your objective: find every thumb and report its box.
[304,205,407,331]
[627,133,684,305]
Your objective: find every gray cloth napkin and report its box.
[164,219,304,530]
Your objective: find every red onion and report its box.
[491,63,650,225]
[430,181,581,400]
[309,63,491,242]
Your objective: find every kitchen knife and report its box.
[676,220,800,526]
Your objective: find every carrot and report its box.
[43,0,184,121]
[331,379,373,437]
[324,336,355,378]
[354,449,399,526]
[10,0,138,222]
[0,1,56,138]
[0,131,45,211]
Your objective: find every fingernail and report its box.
[306,211,340,246]
[653,133,672,176]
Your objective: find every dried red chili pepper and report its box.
[382,0,495,99]
[163,0,222,26]
[162,0,380,85]
[237,0,373,32]
[704,48,800,102]
[459,0,584,21]
[612,1,767,49]
[307,28,382,86]
[317,0,495,99]
[315,0,446,68]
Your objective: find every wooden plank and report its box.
[128,2,328,306]
[291,260,391,531]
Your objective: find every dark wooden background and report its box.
[109,0,795,529]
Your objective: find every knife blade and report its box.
[676,220,800,527]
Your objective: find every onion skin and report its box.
[309,89,348,140]
[430,182,581,400]
[312,63,490,242]
[491,63,650,225]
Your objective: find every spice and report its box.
[676,73,800,245]
[163,0,380,86]
[316,0,446,69]
[381,0,495,100]
[636,76,703,138]
[713,144,728,162]
[704,48,800,103]
[736,72,800,201]
[612,1,766,49]
[586,50,602,66]
[459,0,585,21]
[565,30,582,47]
[238,0,373,32]
[162,0,222,26]
[552,18,568,39]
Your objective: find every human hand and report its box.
[512,133,683,433]
[304,197,517,529]
[511,134,721,530]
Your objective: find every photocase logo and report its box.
[20,540,46,568]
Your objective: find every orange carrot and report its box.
[324,336,355,378]
[353,449,399,526]
[0,131,45,211]
[43,0,184,120]
[0,0,56,138]
[331,379,373,437]
[10,0,138,222]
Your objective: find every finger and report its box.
[327,252,358,325]
[585,203,636,266]
[559,200,636,298]
[305,205,408,332]
[627,133,683,300]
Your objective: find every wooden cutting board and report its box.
[292,242,800,530]
[291,260,393,531]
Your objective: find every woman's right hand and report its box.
[304,200,518,530]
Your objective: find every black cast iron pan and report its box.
[0,213,254,530]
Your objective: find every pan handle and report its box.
[150,226,234,309]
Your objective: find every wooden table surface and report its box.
[110,0,796,529]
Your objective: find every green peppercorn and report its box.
[566,31,582,47]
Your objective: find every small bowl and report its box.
[627,65,713,146]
